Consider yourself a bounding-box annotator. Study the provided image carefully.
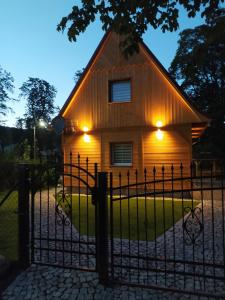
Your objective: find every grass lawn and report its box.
[62,195,199,241]
[0,191,18,261]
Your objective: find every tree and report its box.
[57,0,224,57]
[16,117,26,129]
[0,65,14,121]
[19,77,57,128]
[169,9,225,157]
[73,68,85,83]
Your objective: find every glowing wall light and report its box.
[82,126,89,133]
[83,133,91,143]
[156,129,164,141]
[156,120,163,128]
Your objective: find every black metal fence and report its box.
[2,157,224,298]
[30,154,99,272]
[0,163,19,263]
[109,163,225,298]
[0,163,30,268]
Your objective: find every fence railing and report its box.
[1,157,225,298]
[0,164,29,268]
[109,162,225,298]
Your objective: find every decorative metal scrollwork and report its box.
[183,206,203,246]
[55,190,72,227]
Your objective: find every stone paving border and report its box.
[2,265,208,300]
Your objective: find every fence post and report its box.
[18,165,30,268]
[96,172,109,285]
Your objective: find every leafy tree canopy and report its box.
[57,0,224,57]
[0,65,14,121]
[19,77,57,128]
[169,9,225,157]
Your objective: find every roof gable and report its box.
[60,31,209,130]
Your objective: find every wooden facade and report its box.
[60,32,208,186]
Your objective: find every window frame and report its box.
[110,142,133,167]
[108,78,132,103]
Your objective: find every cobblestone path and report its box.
[2,265,208,300]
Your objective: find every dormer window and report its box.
[109,79,131,103]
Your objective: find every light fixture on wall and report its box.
[156,120,164,140]
[156,120,163,128]
[156,129,164,140]
[83,133,91,143]
[82,126,89,132]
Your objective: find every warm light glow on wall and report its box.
[83,133,91,143]
[156,120,163,128]
[156,129,164,141]
[82,126,89,132]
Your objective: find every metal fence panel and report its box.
[110,163,225,298]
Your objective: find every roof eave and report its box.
[140,41,210,124]
[59,30,111,117]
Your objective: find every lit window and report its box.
[109,80,131,102]
[111,143,132,166]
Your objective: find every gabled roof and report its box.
[60,31,209,138]
[60,31,111,116]
[140,41,209,124]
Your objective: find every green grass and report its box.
[0,191,18,261]
[62,195,199,241]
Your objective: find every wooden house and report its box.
[59,31,208,186]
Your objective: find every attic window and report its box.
[111,143,133,166]
[109,80,131,102]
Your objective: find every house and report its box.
[59,31,208,186]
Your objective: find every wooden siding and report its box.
[142,126,191,190]
[63,133,101,187]
[63,127,191,189]
[61,32,197,190]
[63,32,203,131]
[143,126,191,170]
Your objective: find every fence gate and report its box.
[29,159,225,298]
[109,165,225,299]
[30,157,99,272]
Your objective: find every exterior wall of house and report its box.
[63,125,191,188]
[63,33,203,132]
[61,32,197,189]
[142,125,192,173]
[142,125,191,190]
[62,132,101,187]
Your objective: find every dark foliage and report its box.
[169,9,225,157]
[0,66,14,121]
[19,77,57,128]
[0,125,61,162]
[73,68,85,83]
[57,0,224,57]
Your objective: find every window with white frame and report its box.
[109,80,131,102]
[111,143,133,166]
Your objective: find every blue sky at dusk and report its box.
[0,1,205,127]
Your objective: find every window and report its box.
[109,80,131,102]
[111,143,133,166]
